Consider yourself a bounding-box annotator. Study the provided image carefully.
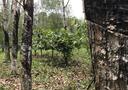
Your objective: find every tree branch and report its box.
[86,78,94,90]
[15,0,24,7]
[64,0,70,8]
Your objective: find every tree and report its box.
[11,0,21,75]
[62,0,70,30]
[40,0,70,31]
[84,0,128,90]
[0,12,4,50]
[41,0,62,12]
[37,12,47,29]
[2,0,11,63]
[21,0,33,90]
[48,12,63,30]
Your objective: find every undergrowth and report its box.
[0,48,94,90]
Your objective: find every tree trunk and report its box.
[62,0,67,30]
[84,0,128,90]
[2,0,11,63]
[62,0,70,30]
[1,39,4,52]
[11,0,20,75]
[3,30,10,63]
[21,0,33,90]
[64,52,68,66]
[34,50,37,56]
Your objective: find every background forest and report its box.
[0,0,93,90]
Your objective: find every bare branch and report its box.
[64,0,70,8]
[15,0,24,7]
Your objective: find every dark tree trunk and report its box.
[21,0,33,90]
[11,0,20,75]
[34,50,37,56]
[3,30,10,62]
[64,52,69,66]
[84,0,128,90]
[1,39,4,52]
[2,0,11,63]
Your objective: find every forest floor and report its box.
[0,48,94,90]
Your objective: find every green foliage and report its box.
[31,48,91,90]
[33,29,53,51]
[41,0,62,11]
[0,48,92,90]
[33,16,87,65]
[33,27,86,63]
[53,29,76,60]
[48,12,63,30]
[0,85,5,90]
[34,12,63,31]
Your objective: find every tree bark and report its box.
[21,0,33,90]
[84,0,128,90]
[11,0,20,75]
[62,0,70,30]
[1,39,4,52]
[3,30,10,62]
[34,50,37,56]
[2,0,11,63]
[62,0,67,30]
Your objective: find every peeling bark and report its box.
[62,0,67,30]
[84,0,128,90]
[21,0,33,90]
[11,0,20,75]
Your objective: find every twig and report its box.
[64,0,70,8]
[86,78,95,90]
[16,0,23,7]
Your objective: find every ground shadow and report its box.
[33,53,83,68]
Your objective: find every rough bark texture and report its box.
[62,0,67,30]
[62,0,70,30]
[11,0,20,74]
[21,0,33,90]
[2,0,11,62]
[3,30,10,62]
[84,0,128,90]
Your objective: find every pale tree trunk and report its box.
[2,0,11,63]
[62,0,70,30]
[62,0,67,30]
[21,0,33,90]
[84,0,128,90]
[11,0,20,75]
